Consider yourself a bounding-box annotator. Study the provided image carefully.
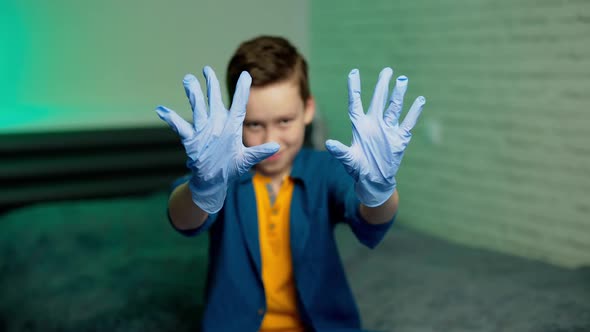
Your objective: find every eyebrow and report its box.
[245,108,300,122]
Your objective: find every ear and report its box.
[303,96,316,125]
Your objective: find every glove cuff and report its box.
[188,179,227,214]
[355,181,396,207]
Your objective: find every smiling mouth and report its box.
[266,151,282,161]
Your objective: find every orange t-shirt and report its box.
[253,173,305,332]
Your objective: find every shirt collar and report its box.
[289,148,308,181]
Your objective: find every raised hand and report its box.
[325,67,425,207]
[156,66,279,213]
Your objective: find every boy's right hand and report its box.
[155,66,279,214]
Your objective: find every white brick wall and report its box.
[311,0,590,267]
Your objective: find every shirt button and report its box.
[258,308,265,315]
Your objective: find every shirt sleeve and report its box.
[166,174,218,237]
[342,187,395,249]
[326,154,395,249]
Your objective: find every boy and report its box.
[155,36,425,332]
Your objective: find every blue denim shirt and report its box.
[170,149,394,332]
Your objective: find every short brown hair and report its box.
[226,36,310,103]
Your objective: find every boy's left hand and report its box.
[325,67,425,207]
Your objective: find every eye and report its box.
[244,121,262,130]
[279,118,293,126]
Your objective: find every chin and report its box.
[257,164,281,175]
[256,160,287,178]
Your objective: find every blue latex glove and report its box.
[325,67,425,207]
[155,66,279,213]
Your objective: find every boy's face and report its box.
[242,79,315,180]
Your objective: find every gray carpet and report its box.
[1,191,589,332]
[338,228,590,332]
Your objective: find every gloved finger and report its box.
[400,96,426,133]
[242,142,281,169]
[367,67,393,119]
[325,139,353,164]
[383,75,408,126]
[348,69,365,122]
[183,74,208,132]
[155,105,194,140]
[203,66,226,119]
[229,71,252,128]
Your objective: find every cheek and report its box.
[284,124,306,146]
[242,130,262,147]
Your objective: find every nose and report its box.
[264,126,280,144]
